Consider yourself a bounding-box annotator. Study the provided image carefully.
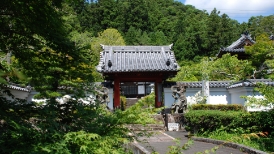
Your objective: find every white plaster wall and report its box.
[163,88,174,108]
[208,88,230,105]
[0,89,29,101]
[3,84,269,112]
[107,88,113,110]
[185,88,205,105]
[164,87,229,107]
[228,87,258,106]
[245,95,273,112]
[27,90,46,103]
[27,89,114,108]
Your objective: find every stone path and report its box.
[135,130,249,154]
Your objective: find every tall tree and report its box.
[206,8,222,56]
[245,34,274,79]
[0,0,74,58]
[0,0,87,98]
[171,54,253,81]
[248,15,274,38]
[91,28,126,81]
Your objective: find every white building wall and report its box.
[228,87,270,111]
[209,88,230,105]
[163,88,174,108]
[164,87,230,107]
[0,89,29,101]
[228,87,259,106]
[3,82,270,112]
[107,88,114,110]
[185,88,206,105]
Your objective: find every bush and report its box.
[184,110,243,133]
[120,95,127,111]
[184,109,274,135]
[0,93,158,153]
[191,104,244,111]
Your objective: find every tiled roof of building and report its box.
[96,44,179,73]
[184,81,232,88]
[225,33,255,50]
[164,79,274,89]
[226,79,274,89]
[164,81,232,88]
[216,32,255,57]
[5,84,31,92]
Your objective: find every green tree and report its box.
[0,0,87,98]
[248,15,274,37]
[91,28,126,81]
[0,0,74,59]
[245,34,274,79]
[172,54,253,81]
[149,31,168,45]
[125,26,142,45]
[210,54,253,81]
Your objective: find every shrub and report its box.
[191,104,244,111]
[120,95,127,110]
[184,109,274,135]
[184,110,243,133]
[0,92,159,153]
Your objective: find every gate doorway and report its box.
[96,44,179,109]
[120,82,153,98]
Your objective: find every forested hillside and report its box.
[1,0,274,90]
[66,0,273,63]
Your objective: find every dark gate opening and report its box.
[120,82,153,98]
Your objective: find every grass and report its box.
[197,128,274,153]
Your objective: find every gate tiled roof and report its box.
[96,44,179,73]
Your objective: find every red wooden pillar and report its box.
[114,78,120,109]
[154,80,162,108]
[154,81,158,108]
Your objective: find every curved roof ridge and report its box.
[5,84,31,92]
[96,44,179,73]
[227,79,274,89]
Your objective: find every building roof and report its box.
[96,44,179,73]
[226,79,274,89]
[164,79,274,89]
[216,32,255,58]
[164,81,232,88]
[5,84,31,92]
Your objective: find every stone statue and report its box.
[95,87,109,104]
[171,84,187,113]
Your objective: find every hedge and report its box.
[191,104,244,111]
[184,109,274,134]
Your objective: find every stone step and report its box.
[126,98,139,108]
[126,124,166,131]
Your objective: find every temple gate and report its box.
[96,44,179,109]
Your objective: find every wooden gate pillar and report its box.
[155,80,162,108]
[114,78,120,109]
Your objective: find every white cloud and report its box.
[184,0,274,22]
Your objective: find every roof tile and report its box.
[96,45,179,73]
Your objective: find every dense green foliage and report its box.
[1,0,274,153]
[245,34,274,79]
[171,54,254,81]
[191,104,244,111]
[56,0,273,62]
[200,127,274,152]
[184,110,274,135]
[1,0,274,87]
[0,92,159,153]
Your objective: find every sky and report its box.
[178,0,274,23]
